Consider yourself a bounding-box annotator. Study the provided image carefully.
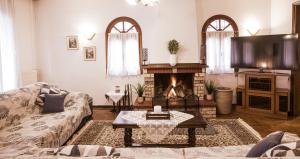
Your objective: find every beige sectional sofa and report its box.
[0,84,299,158]
[0,83,92,148]
[1,142,297,159]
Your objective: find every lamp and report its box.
[126,0,139,5]
[246,19,261,36]
[79,23,96,41]
[259,62,267,73]
[86,33,96,41]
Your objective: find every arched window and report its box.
[106,17,142,76]
[202,15,239,74]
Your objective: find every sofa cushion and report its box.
[56,145,115,157]
[183,144,254,158]
[42,94,66,114]
[36,84,68,106]
[117,148,184,159]
[262,140,300,157]
[281,132,300,144]
[246,131,284,157]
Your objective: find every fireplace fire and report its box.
[155,73,194,99]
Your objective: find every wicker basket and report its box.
[215,87,233,115]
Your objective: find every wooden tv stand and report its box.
[236,71,291,119]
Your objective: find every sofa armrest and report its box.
[88,97,93,117]
[64,92,92,117]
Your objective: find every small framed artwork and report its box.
[83,46,96,61]
[66,35,79,50]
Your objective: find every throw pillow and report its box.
[262,140,300,157]
[42,94,66,113]
[246,131,285,157]
[56,145,116,157]
[36,84,68,106]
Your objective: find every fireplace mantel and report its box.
[142,63,207,74]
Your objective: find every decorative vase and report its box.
[170,54,177,66]
[206,94,213,101]
[137,97,144,104]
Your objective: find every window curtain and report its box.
[0,0,19,92]
[107,33,140,76]
[206,31,234,74]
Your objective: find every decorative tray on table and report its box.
[146,111,171,120]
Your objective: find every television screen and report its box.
[231,34,299,70]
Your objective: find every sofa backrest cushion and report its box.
[246,131,284,157]
[36,84,68,106]
[262,140,300,157]
[0,83,42,130]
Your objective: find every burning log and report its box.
[174,85,185,97]
[163,84,186,98]
[163,85,173,97]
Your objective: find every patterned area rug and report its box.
[68,119,261,148]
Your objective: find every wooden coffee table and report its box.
[112,111,208,147]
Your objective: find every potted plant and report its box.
[133,83,146,103]
[168,39,180,66]
[205,80,216,101]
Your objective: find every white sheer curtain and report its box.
[206,31,234,74]
[107,33,140,76]
[0,0,19,92]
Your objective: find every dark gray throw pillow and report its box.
[246,131,285,157]
[42,94,66,113]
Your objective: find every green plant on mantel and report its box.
[168,39,180,54]
[133,83,146,97]
[205,80,216,95]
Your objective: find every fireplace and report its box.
[140,63,217,118]
[142,63,207,101]
[154,73,194,98]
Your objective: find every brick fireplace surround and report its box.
[141,63,216,118]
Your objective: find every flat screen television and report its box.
[231,34,299,70]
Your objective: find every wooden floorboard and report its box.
[92,107,300,138]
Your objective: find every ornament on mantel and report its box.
[168,39,180,67]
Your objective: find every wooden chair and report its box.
[168,96,185,110]
[184,94,200,111]
[122,84,133,111]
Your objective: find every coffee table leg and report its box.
[124,128,133,147]
[188,128,196,147]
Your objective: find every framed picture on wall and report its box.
[66,35,79,50]
[83,46,96,61]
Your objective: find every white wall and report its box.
[271,0,299,34]
[196,0,272,38]
[271,0,292,34]
[34,0,200,105]
[14,0,37,85]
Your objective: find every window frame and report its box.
[105,17,143,74]
[201,15,239,64]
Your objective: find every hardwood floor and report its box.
[92,107,300,138]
